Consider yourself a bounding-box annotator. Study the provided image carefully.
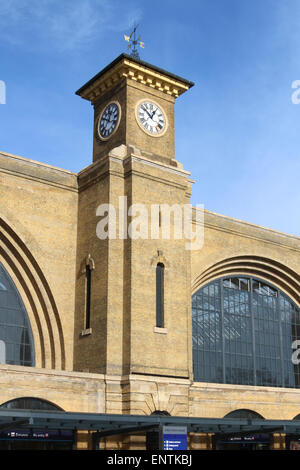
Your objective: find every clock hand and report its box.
[108,109,117,121]
[151,109,157,119]
[142,105,153,120]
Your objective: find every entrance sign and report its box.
[0,429,73,441]
[162,426,187,450]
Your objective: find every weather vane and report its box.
[124,24,144,59]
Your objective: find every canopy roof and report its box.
[0,410,300,438]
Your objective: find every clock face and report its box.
[98,102,121,140]
[136,100,167,136]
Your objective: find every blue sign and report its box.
[163,426,187,450]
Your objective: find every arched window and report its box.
[192,276,300,388]
[85,264,92,330]
[0,264,34,366]
[84,255,95,332]
[224,409,264,420]
[146,411,170,450]
[0,397,63,411]
[151,410,170,416]
[156,263,164,328]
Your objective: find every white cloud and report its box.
[0,0,142,51]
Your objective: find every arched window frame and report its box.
[0,397,63,411]
[223,409,264,420]
[192,275,300,388]
[81,255,95,336]
[85,264,92,331]
[0,263,35,367]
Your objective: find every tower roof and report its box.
[75,53,194,102]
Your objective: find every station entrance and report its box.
[213,410,270,450]
[0,397,75,450]
[0,429,74,450]
[214,434,270,450]
[0,404,299,450]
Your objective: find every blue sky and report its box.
[0,0,299,236]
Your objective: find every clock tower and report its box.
[74,54,196,389]
[75,53,194,164]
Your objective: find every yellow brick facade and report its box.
[0,54,299,450]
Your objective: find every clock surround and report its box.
[135,99,168,137]
[97,101,121,141]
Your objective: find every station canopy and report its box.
[0,410,300,438]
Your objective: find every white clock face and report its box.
[137,101,167,136]
[98,102,121,140]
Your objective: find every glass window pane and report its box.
[239,278,249,291]
[192,276,300,389]
[231,278,239,290]
[192,279,223,383]
[0,264,34,367]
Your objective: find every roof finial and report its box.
[124,23,144,59]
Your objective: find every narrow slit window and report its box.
[85,264,92,330]
[156,263,164,328]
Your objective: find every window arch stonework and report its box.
[150,250,169,269]
[0,217,66,369]
[192,255,300,307]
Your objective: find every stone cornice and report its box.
[0,151,78,192]
[76,54,194,102]
[194,208,300,252]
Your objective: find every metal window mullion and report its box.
[220,279,226,383]
[250,277,257,386]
